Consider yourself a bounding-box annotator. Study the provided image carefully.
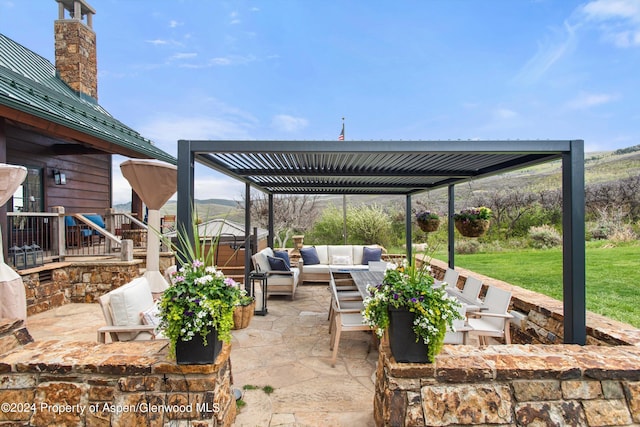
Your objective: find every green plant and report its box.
[528,225,562,249]
[159,211,244,358]
[237,294,255,306]
[362,257,462,362]
[415,210,439,222]
[453,206,493,221]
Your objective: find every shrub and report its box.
[455,239,480,254]
[528,225,562,249]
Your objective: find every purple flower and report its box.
[393,293,399,300]
[411,298,417,303]
[185,310,194,317]
[224,277,236,287]
[192,259,204,268]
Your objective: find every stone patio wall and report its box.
[21,261,143,316]
[20,252,176,316]
[0,340,236,426]
[374,342,640,426]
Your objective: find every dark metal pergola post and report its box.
[562,140,586,344]
[448,184,455,269]
[244,183,252,286]
[406,194,412,264]
[176,140,195,266]
[268,193,274,249]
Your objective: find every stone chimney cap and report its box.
[57,0,96,17]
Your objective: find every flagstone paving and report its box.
[230,285,377,426]
[25,284,378,426]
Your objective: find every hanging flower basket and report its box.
[454,218,490,237]
[417,218,440,233]
[453,207,492,238]
[415,210,440,233]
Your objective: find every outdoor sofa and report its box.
[297,244,384,284]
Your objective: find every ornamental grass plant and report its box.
[159,211,245,358]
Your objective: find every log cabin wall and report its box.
[4,123,111,213]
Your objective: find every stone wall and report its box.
[0,340,236,426]
[374,342,640,426]
[428,259,640,347]
[21,261,143,316]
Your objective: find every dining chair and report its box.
[328,281,372,367]
[327,272,363,332]
[467,286,514,345]
[434,268,460,288]
[446,276,483,307]
[443,303,473,345]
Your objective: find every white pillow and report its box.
[141,301,164,338]
[109,278,154,340]
[331,255,352,265]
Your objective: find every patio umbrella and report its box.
[120,160,177,294]
[0,164,28,321]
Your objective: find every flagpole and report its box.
[341,117,347,245]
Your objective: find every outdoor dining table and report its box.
[349,270,385,300]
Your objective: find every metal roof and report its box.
[181,139,574,195]
[0,34,176,165]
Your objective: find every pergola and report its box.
[176,139,585,344]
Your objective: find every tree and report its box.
[244,194,320,248]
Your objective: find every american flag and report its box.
[338,124,344,141]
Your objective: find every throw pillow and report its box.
[273,250,291,269]
[362,247,383,265]
[299,246,320,265]
[331,255,352,265]
[268,255,290,271]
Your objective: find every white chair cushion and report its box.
[254,248,274,272]
[109,277,154,340]
[268,268,300,286]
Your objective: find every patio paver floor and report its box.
[25,284,377,426]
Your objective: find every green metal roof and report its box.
[0,33,176,165]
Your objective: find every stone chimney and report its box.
[54,0,98,100]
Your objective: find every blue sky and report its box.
[2,0,640,204]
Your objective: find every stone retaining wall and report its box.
[0,340,236,426]
[21,261,143,316]
[20,253,176,316]
[374,342,640,426]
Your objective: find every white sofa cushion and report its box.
[331,255,352,265]
[109,277,154,341]
[327,245,353,261]
[254,247,274,273]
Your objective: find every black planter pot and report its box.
[388,307,430,363]
[175,329,223,365]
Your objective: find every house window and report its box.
[12,167,42,213]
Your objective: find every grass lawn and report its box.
[433,240,640,328]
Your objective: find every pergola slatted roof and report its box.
[177,138,586,344]
[187,139,567,195]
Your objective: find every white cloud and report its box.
[146,39,169,45]
[209,54,256,66]
[271,115,309,132]
[169,20,183,28]
[580,0,640,47]
[169,52,198,61]
[566,92,618,109]
[513,21,578,84]
[137,115,253,155]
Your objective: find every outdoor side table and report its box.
[249,271,268,315]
